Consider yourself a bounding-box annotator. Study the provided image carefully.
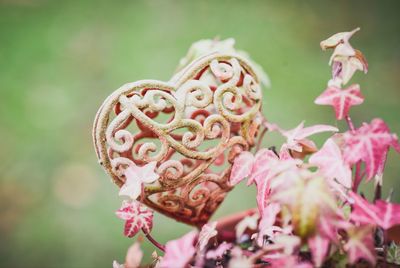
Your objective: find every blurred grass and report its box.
[0,0,399,267]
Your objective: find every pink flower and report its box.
[343,118,400,181]
[115,200,153,238]
[160,231,197,268]
[119,162,159,200]
[314,84,364,120]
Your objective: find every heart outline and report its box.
[93,53,263,226]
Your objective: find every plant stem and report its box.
[142,228,165,252]
[256,124,268,151]
[345,115,364,193]
[345,115,356,133]
[352,161,363,192]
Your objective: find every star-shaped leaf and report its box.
[119,162,159,200]
[343,225,376,265]
[280,121,338,153]
[349,192,400,230]
[116,200,154,238]
[230,151,255,186]
[308,234,330,267]
[343,118,400,180]
[309,138,352,188]
[314,84,364,120]
[160,231,197,268]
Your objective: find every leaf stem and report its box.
[142,228,165,252]
[256,123,268,151]
[352,161,363,192]
[345,115,356,133]
[345,115,364,193]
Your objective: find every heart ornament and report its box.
[93,53,264,226]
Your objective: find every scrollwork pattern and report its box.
[93,53,263,226]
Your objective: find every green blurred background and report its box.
[1,0,399,267]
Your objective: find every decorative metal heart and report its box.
[93,53,263,226]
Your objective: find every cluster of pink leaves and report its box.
[115,162,159,238]
[111,29,400,268]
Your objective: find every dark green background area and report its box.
[0,0,399,267]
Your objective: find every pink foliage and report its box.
[309,138,352,188]
[160,231,197,268]
[230,151,254,186]
[111,30,400,268]
[268,256,313,268]
[308,235,330,267]
[119,161,159,200]
[115,200,153,238]
[197,221,218,251]
[349,192,400,230]
[314,84,364,120]
[248,149,278,186]
[206,242,232,260]
[343,225,376,265]
[279,121,338,153]
[343,118,400,180]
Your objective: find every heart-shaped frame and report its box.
[93,53,263,226]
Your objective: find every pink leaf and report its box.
[160,231,197,268]
[125,242,143,268]
[343,225,376,265]
[257,203,289,246]
[349,192,400,230]
[197,221,218,251]
[248,149,278,186]
[343,118,400,180]
[314,84,364,120]
[259,203,281,233]
[120,162,159,200]
[268,256,313,268]
[206,242,233,259]
[255,158,301,213]
[230,151,255,186]
[308,235,330,267]
[280,121,338,153]
[309,138,352,188]
[116,200,154,238]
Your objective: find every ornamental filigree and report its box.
[93,53,264,226]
